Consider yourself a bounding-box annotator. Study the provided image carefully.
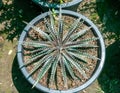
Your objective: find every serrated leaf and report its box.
[28,47,48,54]
[28,54,53,79]
[44,18,57,41]
[67,51,88,64]
[79,37,99,43]
[21,41,51,48]
[80,52,100,60]
[70,27,92,41]
[49,54,60,84]
[63,51,88,79]
[63,17,82,44]
[62,55,77,80]
[65,43,98,48]
[32,56,54,88]
[58,6,63,45]
[23,49,53,67]
[65,37,99,47]
[50,9,55,29]
[23,21,51,40]
[60,56,68,88]
[68,48,100,60]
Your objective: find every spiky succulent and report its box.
[20,8,100,89]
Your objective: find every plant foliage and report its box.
[20,8,100,89]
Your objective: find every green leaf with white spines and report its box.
[30,48,50,59]
[44,17,57,41]
[49,54,60,84]
[32,55,55,88]
[62,51,88,79]
[62,56,77,80]
[70,27,92,41]
[65,43,98,48]
[27,54,53,79]
[60,56,68,88]
[63,18,83,44]
[68,48,100,60]
[65,37,99,46]
[22,49,54,67]
[23,21,51,40]
[21,41,51,48]
[58,6,63,45]
[66,51,88,64]
[79,37,99,43]
[27,47,49,54]
[29,51,57,78]
[50,9,55,29]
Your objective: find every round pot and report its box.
[32,0,83,11]
[17,10,105,93]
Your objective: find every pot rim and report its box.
[32,0,83,8]
[17,10,105,93]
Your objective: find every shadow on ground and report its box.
[0,0,42,41]
[1,0,44,92]
[12,55,41,93]
[96,0,120,93]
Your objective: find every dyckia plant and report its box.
[20,7,100,89]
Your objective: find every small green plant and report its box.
[20,8,100,88]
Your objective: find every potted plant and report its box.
[17,8,105,93]
[32,0,83,11]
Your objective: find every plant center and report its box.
[56,45,63,53]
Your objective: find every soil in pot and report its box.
[22,14,99,91]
